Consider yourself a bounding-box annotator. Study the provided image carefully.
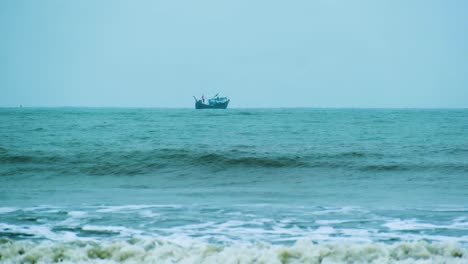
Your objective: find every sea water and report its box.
[0,108,467,263]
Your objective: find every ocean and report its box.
[0,108,467,263]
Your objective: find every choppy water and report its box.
[0,108,467,263]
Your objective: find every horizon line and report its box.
[1,106,467,110]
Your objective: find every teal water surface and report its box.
[0,108,467,263]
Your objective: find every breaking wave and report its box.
[0,238,466,264]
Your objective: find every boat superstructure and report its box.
[193,94,229,109]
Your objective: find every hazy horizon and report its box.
[2,106,468,110]
[1,0,467,108]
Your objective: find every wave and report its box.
[2,205,467,246]
[1,147,467,176]
[0,238,466,264]
[192,153,305,168]
[360,164,406,172]
[0,148,305,176]
[360,163,468,172]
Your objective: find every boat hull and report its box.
[195,100,229,109]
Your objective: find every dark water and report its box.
[0,108,467,263]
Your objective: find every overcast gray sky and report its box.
[1,0,467,108]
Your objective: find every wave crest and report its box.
[0,238,466,264]
[2,147,468,176]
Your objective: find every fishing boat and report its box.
[193,94,230,109]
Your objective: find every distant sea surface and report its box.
[0,108,467,263]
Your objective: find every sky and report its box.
[1,0,467,108]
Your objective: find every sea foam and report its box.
[0,238,466,264]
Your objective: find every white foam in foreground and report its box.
[0,238,466,264]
